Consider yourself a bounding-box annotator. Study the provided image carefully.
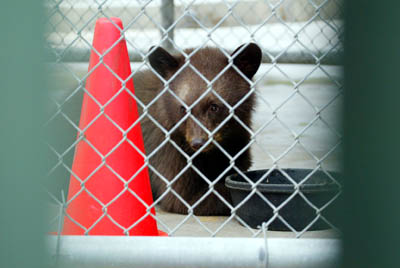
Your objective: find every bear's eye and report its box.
[210,103,220,112]
[180,105,186,114]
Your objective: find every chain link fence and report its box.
[45,0,343,240]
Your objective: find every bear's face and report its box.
[148,44,262,153]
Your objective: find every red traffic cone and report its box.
[62,17,164,236]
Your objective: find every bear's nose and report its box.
[190,138,206,150]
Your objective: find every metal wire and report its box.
[45,0,343,240]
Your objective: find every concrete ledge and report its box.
[46,20,343,64]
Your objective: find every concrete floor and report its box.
[154,206,340,238]
[47,62,342,238]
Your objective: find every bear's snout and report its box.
[190,138,206,150]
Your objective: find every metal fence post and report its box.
[343,0,400,267]
[161,0,175,51]
[0,1,47,268]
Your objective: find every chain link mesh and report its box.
[45,0,343,238]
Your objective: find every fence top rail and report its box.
[47,235,341,268]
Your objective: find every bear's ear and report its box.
[231,43,262,79]
[148,46,179,77]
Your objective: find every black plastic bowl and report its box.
[225,169,341,231]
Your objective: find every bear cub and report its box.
[134,43,262,216]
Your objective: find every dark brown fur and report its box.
[133,44,261,215]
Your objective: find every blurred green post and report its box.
[0,1,47,268]
[343,0,400,267]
